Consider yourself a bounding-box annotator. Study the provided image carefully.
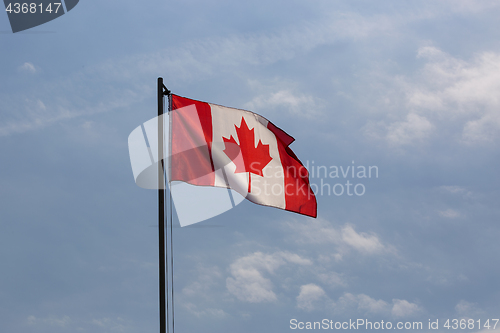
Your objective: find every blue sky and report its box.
[1,1,500,332]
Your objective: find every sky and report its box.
[1,0,500,332]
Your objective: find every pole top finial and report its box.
[158,77,171,96]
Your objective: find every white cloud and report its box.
[407,47,500,144]
[367,46,500,147]
[284,220,391,257]
[284,219,341,245]
[296,283,327,311]
[439,185,467,194]
[182,265,223,298]
[280,252,313,265]
[331,293,422,317]
[455,300,482,317]
[340,225,386,254]
[358,294,391,314]
[386,113,434,145]
[391,299,422,317]
[413,47,500,110]
[438,209,461,219]
[27,315,71,327]
[317,272,346,288]
[462,113,500,144]
[183,303,228,319]
[0,10,393,137]
[0,87,145,137]
[169,12,391,70]
[226,251,311,303]
[335,293,390,314]
[244,79,322,117]
[247,89,318,115]
[441,0,500,14]
[91,317,128,331]
[5,6,500,143]
[437,185,475,200]
[19,62,37,73]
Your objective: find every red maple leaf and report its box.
[223,117,273,193]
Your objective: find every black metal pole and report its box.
[157,77,166,333]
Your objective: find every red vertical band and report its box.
[268,122,317,218]
[170,95,215,186]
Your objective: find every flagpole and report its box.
[157,77,166,333]
[157,77,171,333]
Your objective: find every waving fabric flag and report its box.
[128,85,316,333]
[170,94,317,218]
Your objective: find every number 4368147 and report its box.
[443,319,499,330]
[5,3,62,14]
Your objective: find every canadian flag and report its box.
[170,94,317,218]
